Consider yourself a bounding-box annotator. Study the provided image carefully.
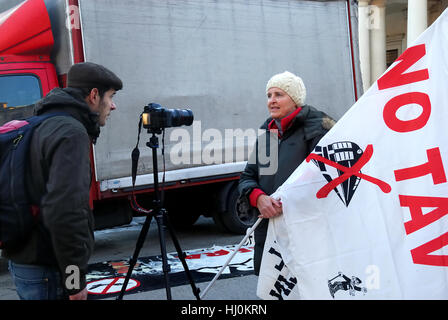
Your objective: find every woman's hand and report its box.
[256,194,282,218]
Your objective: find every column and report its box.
[407,0,427,46]
[358,0,371,92]
[370,0,387,83]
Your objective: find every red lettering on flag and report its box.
[394,148,446,184]
[205,249,229,257]
[383,92,431,133]
[306,144,391,199]
[377,44,429,90]
[399,195,448,235]
[411,231,448,267]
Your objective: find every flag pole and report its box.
[199,217,263,299]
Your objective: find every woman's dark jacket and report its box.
[238,104,334,275]
[2,87,100,295]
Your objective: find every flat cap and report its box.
[67,62,123,90]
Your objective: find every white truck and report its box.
[0,0,362,233]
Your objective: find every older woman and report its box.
[238,71,335,275]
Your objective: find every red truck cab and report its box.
[0,0,59,118]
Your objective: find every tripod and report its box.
[117,130,201,300]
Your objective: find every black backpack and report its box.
[0,113,67,249]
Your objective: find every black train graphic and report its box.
[312,141,363,207]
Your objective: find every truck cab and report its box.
[0,0,59,124]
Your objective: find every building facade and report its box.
[358,0,448,91]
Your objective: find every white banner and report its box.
[257,9,448,300]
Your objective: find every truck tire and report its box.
[221,183,258,234]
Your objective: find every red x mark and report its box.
[306,144,391,199]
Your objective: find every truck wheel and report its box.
[221,183,258,234]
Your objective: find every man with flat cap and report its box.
[3,62,123,300]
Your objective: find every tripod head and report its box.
[147,127,163,135]
[146,130,161,149]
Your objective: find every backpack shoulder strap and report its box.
[25,112,71,126]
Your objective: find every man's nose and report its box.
[111,102,117,110]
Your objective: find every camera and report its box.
[142,103,194,129]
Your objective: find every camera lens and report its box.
[170,109,194,127]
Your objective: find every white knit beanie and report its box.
[266,71,306,106]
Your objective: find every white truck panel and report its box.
[77,0,361,186]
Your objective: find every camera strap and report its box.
[129,113,152,214]
[131,115,142,186]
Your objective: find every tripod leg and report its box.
[164,215,201,300]
[155,210,172,300]
[117,214,153,300]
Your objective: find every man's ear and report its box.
[86,88,100,111]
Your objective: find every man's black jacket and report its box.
[3,87,100,295]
